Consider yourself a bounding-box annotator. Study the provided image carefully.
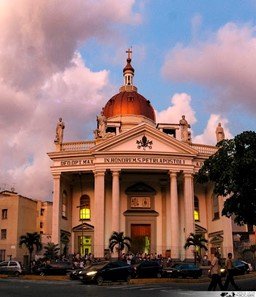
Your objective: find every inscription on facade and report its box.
[60,157,187,166]
[104,157,186,165]
[61,159,93,166]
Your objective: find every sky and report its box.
[1,0,256,201]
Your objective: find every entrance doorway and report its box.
[78,236,92,255]
[131,224,151,254]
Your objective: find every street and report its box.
[0,277,256,297]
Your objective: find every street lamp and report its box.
[77,204,85,256]
[78,172,84,256]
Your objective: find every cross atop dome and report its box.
[126,47,132,60]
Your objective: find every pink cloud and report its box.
[0,0,140,200]
[155,93,196,125]
[162,23,256,113]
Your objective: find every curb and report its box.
[0,272,255,284]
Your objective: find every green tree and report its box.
[109,231,132,259]
[184,233,208,265]
[43,242,60,260]
[19,232,42,271]
[196,131,256,225]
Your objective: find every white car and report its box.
[0,260,23,276]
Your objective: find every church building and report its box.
[48,50,253,260]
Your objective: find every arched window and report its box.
[62,190,68,218]
[212,194,220,220]
[80,195,91,220]
[194,196,200,222]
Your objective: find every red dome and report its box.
[102,91,156,122]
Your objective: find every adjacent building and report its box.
[0,190,52,263]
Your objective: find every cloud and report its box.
[162,22,256,114]
[155,93,234,145]
[193,114,233,145]
[0,0,140,200]
[155,93,196,125]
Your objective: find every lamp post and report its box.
[78,172,84,256]
[77,204,84,256]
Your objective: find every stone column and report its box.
[184,172,195,259]
[52,173,61,245]
[112,170,120,232]
[93,170,105,258]
[220,196,233,258]
[160,180,167,256]
[170,171,179,259]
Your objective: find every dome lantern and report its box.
[120,48,137,92]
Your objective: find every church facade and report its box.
[48,50,253,260]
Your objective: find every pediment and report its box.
[125,182,156,195]
[72,223,94,232]
[92,123,198,155]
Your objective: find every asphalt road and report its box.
[0,277,256,297]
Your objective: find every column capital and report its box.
[111,169,121,176]
[169,171,179,178]
[93,170,106,177]
[183,171,194,178]
[52,172,61,179]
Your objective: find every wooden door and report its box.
[131,224,151,254]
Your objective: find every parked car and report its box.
[232,260,251,275]
[0,261,24,276]
[208,259,251,278]
[162,263,202,279]
[79,261,132,285]
[132,260,163,278]
[34,262,73,276]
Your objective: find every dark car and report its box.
[34,262,73,276]
[163,263,202,279]
[79,261,132,285]
[132,260,163,278]
[227,260,250,276]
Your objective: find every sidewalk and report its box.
[1,271,256,284]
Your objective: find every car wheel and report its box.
[156,272,162,278]
[14,271,20,277]
[126,275,131,284]
[40,272,45,276]
[96,276,104,286]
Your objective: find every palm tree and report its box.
[109,231,132,259]
[44,242,60,260]
[184,233,208,265]
[19,232,42,272]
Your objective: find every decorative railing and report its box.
[190,143,218,155]
[61,141,96,151]
[60,140,218,154]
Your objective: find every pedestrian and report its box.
[208,251,224,291]
[224,253,240,291]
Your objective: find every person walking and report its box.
[224,253,240,290]
[208,251,224,291]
